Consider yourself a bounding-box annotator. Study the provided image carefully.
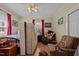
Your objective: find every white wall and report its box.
[21,16,53,34]
[52,3,78,42]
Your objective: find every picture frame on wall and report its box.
[45,22,52,28]
[58,17,63,25]
[12,20,18,27]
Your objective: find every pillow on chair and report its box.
[58,35,74,49]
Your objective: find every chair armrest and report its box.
[60,48,75,52]
[57,48,76,56]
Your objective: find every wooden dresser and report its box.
[0,44,17,56]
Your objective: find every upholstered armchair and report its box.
[49,35,79,56]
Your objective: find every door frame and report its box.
[66,4,79,35]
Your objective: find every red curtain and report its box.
[41,19,44,36]
[32,19,35,25]
[7,13,12,35]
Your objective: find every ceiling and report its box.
[0,3,64,18]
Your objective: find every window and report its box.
[0,10,7,36]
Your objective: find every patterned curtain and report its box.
[41,19,44,36]
[7,13,12,35]
[32,19,35,25]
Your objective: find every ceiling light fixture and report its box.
[27,3,39,13]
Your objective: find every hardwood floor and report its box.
[34,42,50,56]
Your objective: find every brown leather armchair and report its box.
[50,35,79,56]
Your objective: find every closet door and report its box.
[26,23,32,55]
[31,25,37,54]
[69,9,79,37]
[26,23,37,55]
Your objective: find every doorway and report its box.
[68,9,79,37]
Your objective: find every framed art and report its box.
[45,22,52,28]
[58,17,63,25]
[12,20,18,27]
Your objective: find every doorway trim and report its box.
[66,4,79,35]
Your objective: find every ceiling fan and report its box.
[27,3,39,13]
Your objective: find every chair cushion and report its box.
[58,35,74,49]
